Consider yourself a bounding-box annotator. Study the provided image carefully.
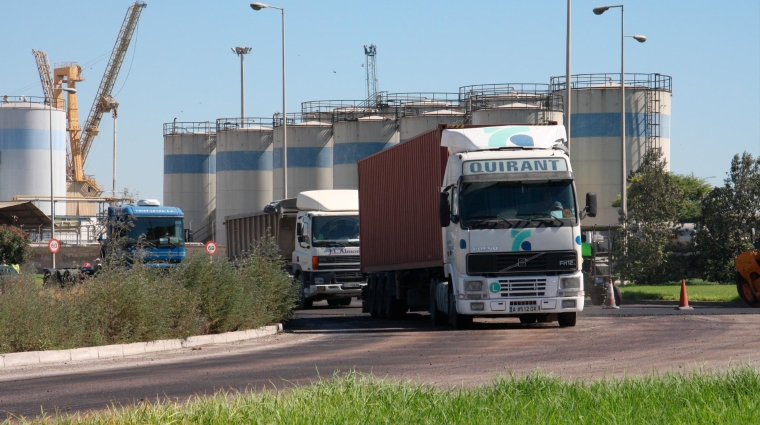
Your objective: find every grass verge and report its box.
[11,369,760,424]
[620,282,741,302]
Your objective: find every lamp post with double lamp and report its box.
[250,2,288,198]
[49,87,76,268]
[593,5,646,219]
[232,47,252,120]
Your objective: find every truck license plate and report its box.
[510,305,539,313]
[342,282,360,288]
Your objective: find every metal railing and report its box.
[459,83,563,113]
[163,121,216,136]
[0,95,65,109]
[550,73,672,92]
[215,117,275,131]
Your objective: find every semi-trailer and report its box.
[358,124,597,328]
[225,190,364,308]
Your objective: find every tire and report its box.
[369,274,380,318]
[383,274,405,320]
[42,270,53,287]
[519,315,538,324]
[613,284,623,306]
[736,273,760,307]
[297,274,313,310]
[430,279,447,326]
[338,298,352,306]
[448,293,473,330]
[327,299,341,307]
[558,312,577,327]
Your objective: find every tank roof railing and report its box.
[162,121,216,136]
[550,73,672,93]
[378,92,461,107]
[0,95,65,109]
[459,83,563,112]
[215,117,275,132]
[270,113,336,127]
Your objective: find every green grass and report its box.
[620,281,741,302]
[12,369,760,424]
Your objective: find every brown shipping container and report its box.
[358,127,449,273]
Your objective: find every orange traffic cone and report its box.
[676,278,693,310]
[603,280,619,309]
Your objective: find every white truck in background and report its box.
[225,190,364,309]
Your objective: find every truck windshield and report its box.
[312,215,359,247]
[127,217,185,247]
[459,180,576,228]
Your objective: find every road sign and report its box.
[205,241,218,256]
[48,238,61,254]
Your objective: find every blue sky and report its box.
[2,0,758,201]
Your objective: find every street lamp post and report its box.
[232,47,252,120]
[102,96,119,198]
[49,87,76,268]
[593,5,646,219]
[250,2,287,198]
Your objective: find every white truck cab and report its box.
[292,190,364,308]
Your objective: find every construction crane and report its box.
[364,44,378,107]
[31,50,54,106]
[35,1,147,197]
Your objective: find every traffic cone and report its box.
[676,278,694,310]
[603,280,619,309]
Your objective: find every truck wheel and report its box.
[429,279,447,326]
[613,285,623,306]
[448,294,472,330]
[369,275,380,317]
[374,275,386,318]
[558,312,577,327]
[383,274,404,320]
[297,274,312,310]
[736,273,760,307]
[338,298,352,306]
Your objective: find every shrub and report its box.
[0,224,32,265]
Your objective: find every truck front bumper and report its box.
[303,271,366,299]
[453,295,585,316]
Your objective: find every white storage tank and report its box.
[332,113,398,190]
[162,121,216,242]
[215,118,274,247]
[0,97,66,216]
[460,83,564,125]
[383,94,466,141]
[272,114,333,200]
[551,73,672,225]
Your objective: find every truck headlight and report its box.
[560,276,581,289]
[314,277,324,284]
[465,280,484,292]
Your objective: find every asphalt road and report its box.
[2,299,759,420]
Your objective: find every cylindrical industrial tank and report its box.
[460,83,564,125]
[333,115,398,190]
[215,118,274,247]
[272,115,333,200]
[550,73,673,226]
[383,94,466,142]
[0,97,66,216]
[163,122,216,242]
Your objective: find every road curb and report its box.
[0,323,283,369]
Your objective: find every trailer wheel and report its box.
[737,273,760,307]
[448,294,472,330]
[43,270,54,287]
[383,274,404,320]
[297,274,312,310]
[429,279,447,326]
[558,312,577,327]
[369,274,380,317]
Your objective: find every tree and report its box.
[671,174,712,221]
[0,225,32,265]
[614,148,683,284]
[694,152,760,282]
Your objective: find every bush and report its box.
[0,224,32,265]
[0,236,297,354]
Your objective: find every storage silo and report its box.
[460,83,563,125]
[163,121,216,241]
[272,115,333,199]
[0,97,66,216]
[215,118,274,247]
[383,94,466,141]
[550,73,672,225]
[332,109,398,190]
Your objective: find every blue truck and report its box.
[106,199,186,267]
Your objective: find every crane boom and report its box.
[80,1,146,165]
[32,50,55,105]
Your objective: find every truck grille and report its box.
[335,271,364,283]
[467,251,577,275]
[495,278,547,297]
[318,256,360,271]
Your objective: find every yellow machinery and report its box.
[31,2,147,197]
[735,250,760,307]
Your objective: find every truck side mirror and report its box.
[585,193,598,218]
[440,192,451,227]
[296,223,304,243]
